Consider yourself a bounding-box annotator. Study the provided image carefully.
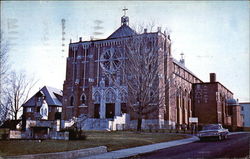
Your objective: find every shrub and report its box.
[1,134,9,140]
[61,128,87,140]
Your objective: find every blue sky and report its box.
[1,1,249,102]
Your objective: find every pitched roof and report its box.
[173,58,202,82]
[107,24,137,39]
[22,86,63,107]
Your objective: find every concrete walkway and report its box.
[78,135,199,159]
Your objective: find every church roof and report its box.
[173,58,202,82]
[107,24,137,39]
[22,86,63,107]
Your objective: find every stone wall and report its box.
[81,118,110,130]
[50,131,69,140]
[0,128,9,140]
[128,119,166,130]
[109,113,130,130]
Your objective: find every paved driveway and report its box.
[129,132,250,159]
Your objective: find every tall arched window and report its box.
[149,91,154,102]
[80,93,86,104]
[70,96,74,106]
[184,89,187,97]
[93,91,101,104]
[119,89,127,103]
[105,88,116,103]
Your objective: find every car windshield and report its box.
[202,125,220,130]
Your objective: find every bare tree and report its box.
[4,71,37,120]
[0,31,10,125]
[123,32,167,131]
[0,32,9,79]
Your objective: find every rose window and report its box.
[100,47,123,74]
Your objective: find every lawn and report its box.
[0,131,189,157]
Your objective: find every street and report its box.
[127,133,250,159]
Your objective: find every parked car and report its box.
[197,124,229,141]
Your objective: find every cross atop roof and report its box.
[180,52,184,58]
[123,7,128,16]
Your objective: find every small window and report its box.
[57,107,62,112]
[27,107,32,112]
[37,96,43,102]
[70,96,74,106]
[81,96,86,103]
[37,107,40,112]
[241,106,244,111]
[81,94,86,104]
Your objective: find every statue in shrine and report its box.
[40,99,48,120]
[100,77,105,87]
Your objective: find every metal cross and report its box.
[123,7,128,16]
[180,52,184,59]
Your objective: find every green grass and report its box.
[0,131,189,157]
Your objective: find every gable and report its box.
[22,86,63,107]
[107,25,137,39]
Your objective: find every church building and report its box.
[62,9,242,130]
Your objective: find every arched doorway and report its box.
[93,91,101,118]
[105,88,116,118]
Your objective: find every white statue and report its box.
[100,78,105,87]
[40,99,48,120]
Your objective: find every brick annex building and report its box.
[62,11,242,130]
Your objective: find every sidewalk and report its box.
[78,135,199,159]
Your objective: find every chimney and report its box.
[70,39,72,43]
[79,37,82,42]
[144,28,147,33]
[210,73,216,82]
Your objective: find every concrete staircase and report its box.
[82,113,130,131]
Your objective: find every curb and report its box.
[79,136,199,159]
[229,132,249,135]
[3,146,107,159]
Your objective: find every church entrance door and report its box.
[106,103,115,118]
[94,104,100,118]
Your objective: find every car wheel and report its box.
[199,137,204,141]
[224,135,228,139]
[218,135,222,141]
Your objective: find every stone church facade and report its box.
[62,12,241,130]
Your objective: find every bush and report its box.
[1,134,9,140]
[61,128,87,140]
